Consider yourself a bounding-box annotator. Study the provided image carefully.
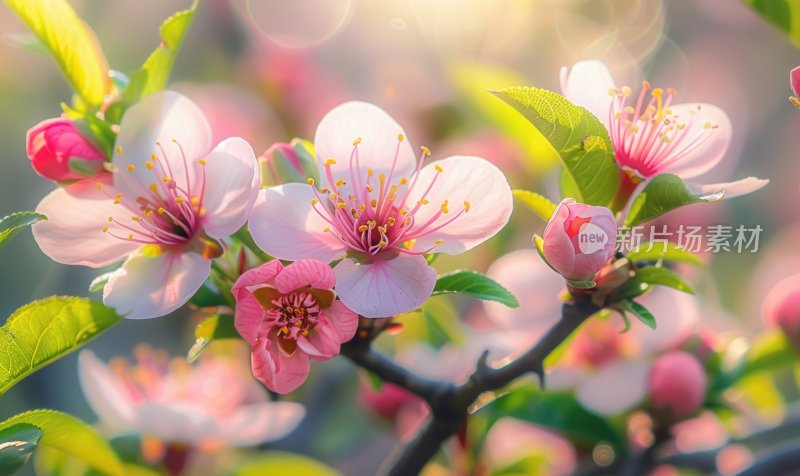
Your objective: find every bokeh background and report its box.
[0,0,797,474]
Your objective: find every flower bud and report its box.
[648,351,707,418]
[360,381,421,421]
[542,198,617,281]
[26,118,106,182]
[762,274,800,348]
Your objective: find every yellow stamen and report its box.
[359,225,368,232]
[157,207,166,215]
[421,146,431,156]
[115,146,122,155]
[323,158,337,166]
[307,178,315,185]
[175,197,185,204]
[353,137,362,146]
[127,165,136,172]
[398,133,404,142]
[310,199,319,205]
[441,200,449,214]
[145,161,154,170]
[464,200,471,213]
[434,165,443,173]
[418,199,429,205]
[198,159,207,166]
[102,226,109,232]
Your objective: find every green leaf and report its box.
[231,452,340,476]
[635,266,695,294]
[512,189,557,222]
[187,314,240,363]
[0,424,42,475]
[491,87,620,206]
[743,0,800,48]
[0,211,45,251]
[0,410,124,476]
[432,270,519,308]
[123,0,198,104]
[188,280,228,308]
[625,243,702,266]
[624,174,716,227]
[0,297,120,396]
[737,331,797,379]
[2,0,109,106]
[620,300,657,330]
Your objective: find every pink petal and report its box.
[691,176,769,200]
[542,200,577,278]
[252,338,311,394]
[249,184,347,262]
[201,137,260,239]
[575,359,648,415]
[322,301,359,342]
[560,60,616,127]
[77,351,136,430]
[652,103,732,180]
[333,254,437,318]
[136,402,217,444]
[631,288,699,352]
[232,260,283,345]
[403,156,513,254]
[296,319,341,359]
[103,250,211,320]
[274,259,336,294]
[314,101,416,198]
[112,91,212,199]
[32,178,139,267]
[216,402,305,446]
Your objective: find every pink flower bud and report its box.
[648,351,707,418]
[542,198,617,281]
[791,66,800,98]
[360,381,422,421]
[763,274,800,347]
[26,118,106,182]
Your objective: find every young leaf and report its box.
[0,297,120,396]
[432,270,519,308]
[0,423,42,475]
[743,0,800,48]
[491,87,620,206]
[512,189,557,222]
[625,243,702,266]
[0,211,45,251]
[231,451,339,476]
[187,314,240,363]
[2,0,109,106]
[624,174,717,227]
[620,300,657,330]
[635,266,695,294]
[0,410,124,476]
[123,0,199,103]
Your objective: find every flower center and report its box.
[98,140,208,248]
[308,135,471,257]
[266,291,321,355]
[608,82,719,178]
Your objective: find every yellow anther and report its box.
[175,197,185,204]
[399,209,408,215]
[127,165,136,172]
[433,239,443,245]
[115,146,122,154]
[301,330,309,336]
[441,200,449,214]
[421,146,431,156]
[337,202,347,209]
[353,137,362,146]
[336,179,347,187]
[377,240,387,247]
[145,210,153,218]
[320,187,329,193]
[322,226,330,232]
[96,182,103,191]
[434,165,443,173]
[157,207,166,215]
[661,134,670,143]
[145,161,154,170]
[704,121,712,129]
[281,325,289,335]
[418,199,429,205]
[367,185,374,192]
[151,153,158,161]
[307,178,315,185]
[127,233,133,239]
[102,226,109,232]
[359,204,366,211]
[162,176,171,183]
[359,225,368,232]
[148,183,158,192]
[397,133,404,142]
[370,199,377,207]
[115,193,123,199]
[199,206,206,217]
[652,87,664,98]
[198,159,207,166]
[388,192,396,201]
[190,196,200,206]
[107,216,113,222]
[113,199,120,205]
[132,216,141,222]
[400,178,408,185]
[368,169,374,176]
[378,173,386,182]
[387,217,396,226]
[378,226,387,233]
[310,199,319,205]
[464,200,471,213]
[323,158,337,166]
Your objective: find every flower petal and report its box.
[560,60,616,127]
[251,338,311,394]
[232,261,284,345]
[103,250,211,320]
[136,402,217,444]
[334,254,437,318]
[691,176,769,200]
[575,359,648,415]
[403,156,512,254]
[112,91,211,199]
[216,402,305,446]
[32,178,140,267]
[322,301,359,342]
[274,259,336,294]
[201,137,260,238]
[296,319,341,359]
[314,101,416,196]
[249,184,347,262]
[77,350,136,430]
[652,103,732,180]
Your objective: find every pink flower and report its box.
[762,274,800,348]
[232,259,359,394]
[32,91,260,319]
[78,345,304,447]
[791,66,800,99]
[648,351,707,418]
[26,118,106,182]
[249,101,513,317]
[542,198,617,281]
[561,60,767,198]
[483,418,576,476]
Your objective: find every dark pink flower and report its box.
[648,351,707,418]
[26,118,106,182]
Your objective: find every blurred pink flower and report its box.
[232,259,359,394]
[542,198,617,281]
[791,66,800,99]
[78,346,304,447]
[26,118,106,182]
[249,101,513,317]
[762,274,800,347]
[483,418,576,476]
[32,91,260,319]
[561,60,766,198]
[648,350,707,418]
